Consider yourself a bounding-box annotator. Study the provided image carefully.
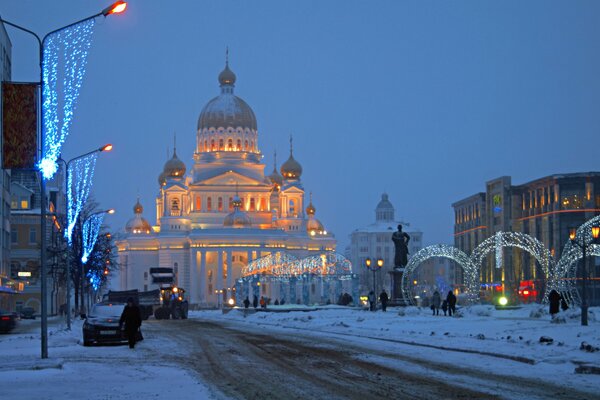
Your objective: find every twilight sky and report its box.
[2,1,600,249]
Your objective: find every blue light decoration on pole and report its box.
[66,153,98,244]
[81,213,106,264]
[40,20,96,180]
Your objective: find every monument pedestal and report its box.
[388,268,408,306]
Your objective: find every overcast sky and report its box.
[2,0,600,249]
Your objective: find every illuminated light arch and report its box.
[401,245,478,306]
[553,215,600,306]
[242,251,353,279]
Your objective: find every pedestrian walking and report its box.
[549,289,561,317]
[253,294,258,309]
[259,296,267,309]
[441,300,448,316]
[119,297,142,349]
[379,290,389,312]
[446,290,457,316]
[368,291,376,311]
[431,291,441,316]
[243,296,250,309]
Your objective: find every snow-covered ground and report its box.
[0,317,215,400]
[191,304,600,394]
[1,305,599,399]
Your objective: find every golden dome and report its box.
[126,199,152,234]
[163,148,186,178]
[281,136,302,180]
[158,171,167,187]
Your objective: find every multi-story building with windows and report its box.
[0,20,12,309]
[453,173,600,303]
[116,60,336,307]
[348,193,423,295]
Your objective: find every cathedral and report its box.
[116,59,336,306]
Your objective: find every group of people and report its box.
[430,290,457,316]
[367,290,389,312]
[243,295,278,309]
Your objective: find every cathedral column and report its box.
[199,250,206,305]
[217,250,223,305]
[226,249,233,300]
[190,249,198,304]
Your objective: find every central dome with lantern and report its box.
[196,53,259,155]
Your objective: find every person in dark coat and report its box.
[549,290,561,317]
[441,300,448,316]
[119,297,142,349]
[243,297,250,309]
[368,291,376,311]
[379,290,389,312]
[431,291,441,316]
[252,294,258,309]
[446,291,457,316]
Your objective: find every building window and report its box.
[237,139,241,150]
[196,196,201,211]
[29,227,37,244]
[250,198,256,211]
[259,198,266,211]
[227,139,233,151]
[289,199,296,216]
[211,139,215,151]
[229,197,233,211]
[171,198,179,211]
[207,197,212,211]
[219,139,224,150]
[218,197,223,211]
[244,140,248,150]
[11,229,17,244]
[144,272,148,280]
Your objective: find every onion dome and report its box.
[126,199,153,234]
[306,192,316,216]
[163,148,186,178]
[224,195,252,228]
[198,60,257,132]
[280,136,302,180]
[158,171,166,187]
[268,150,283,187]
[305,193,326,236]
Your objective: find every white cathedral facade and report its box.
[116,60,336,306]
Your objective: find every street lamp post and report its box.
[58,144,112,330]
[365,258,383,309]
[569,224,600,326]
[0,1,127,359]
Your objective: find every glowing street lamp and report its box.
[569,224,600,326]
[102,1,128,16]
[365,257,384,310]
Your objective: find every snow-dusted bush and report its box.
[469,305,493,317]
[529,307,546,318]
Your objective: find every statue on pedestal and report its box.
[392,224,410,269]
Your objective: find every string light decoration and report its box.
[81,213,105,264]
[87,269,102,291]
[242,251,353,280]
[66,153,98,244]
[401,245,479,306]
[552,215,600,306]
[495,231,503,269]
[40,19,96,180]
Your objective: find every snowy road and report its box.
[151,317,598,400]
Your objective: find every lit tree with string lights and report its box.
[68,201,117,312]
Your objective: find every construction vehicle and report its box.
[154,286,189,320]
[103,289,161,320]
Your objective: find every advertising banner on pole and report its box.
[2,82,38,169]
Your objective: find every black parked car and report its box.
[0,309,17,333]
[20,307,36,319]
[82,303,143,346]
